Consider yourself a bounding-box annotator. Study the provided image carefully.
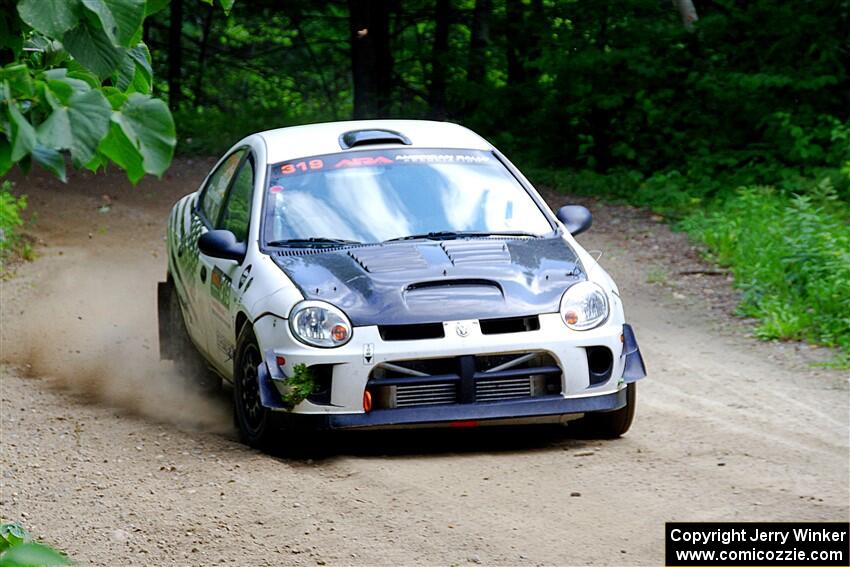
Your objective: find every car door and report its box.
[201,153,257,375]
[191,149,248,360]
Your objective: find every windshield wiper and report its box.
[266,237,362,248]
[384,230,541,242]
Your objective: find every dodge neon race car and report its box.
[158,120,646,448]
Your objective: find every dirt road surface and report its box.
[2,162,848,566]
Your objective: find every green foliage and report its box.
[1,0,178,183]
[681,183,850,355]
[0,523,69,566]
[0,180,28,267]
[281,363,316,411]
[540,153,850,359]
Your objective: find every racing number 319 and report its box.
[281,159,324,174]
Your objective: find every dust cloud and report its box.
[2,248,232,434]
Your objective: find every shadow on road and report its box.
[269,424,616,463]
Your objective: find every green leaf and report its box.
[219,0,235,13]
[112,93,175,177]
[66,67,102,89]
[62,11,124,79]
[32,144,68,182]
[17,0,81,38]
[101,87,127,110]
[7,103,36,161]
[144,0,169,16]
[67,89,111,165]
[84,151,107,172]
[0,542,70,566]
[37,106,73,149]
[127,44,152,83]
[0,523,28,552]
[113,49,136,91]
[0,65,35,99]
[43,70,93,96]
[81,0,145,48]
[98,121,144,182]
[44,79,74,106]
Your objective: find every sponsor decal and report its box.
[238,264,252,289]
[363,343,374,365]
[335,156,393,168]
[455,322,469,337]
[215,331,234,361]
[210,266,232,309]
[395,153,489,164]
[281,159,324,175]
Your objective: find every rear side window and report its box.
[219,157,255,242]
[200,150,245,223]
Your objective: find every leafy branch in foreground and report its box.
[0,522,69,567]
[0,0,233,183]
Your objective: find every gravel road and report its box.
[1,162,847,566]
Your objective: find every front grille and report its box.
[475,377,532,402]
[395,383,457,407]
[369,352,562,410]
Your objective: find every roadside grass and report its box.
[536,168,850,364]
[0,180,34,276]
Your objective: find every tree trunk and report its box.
[467,0,490,84]
[504,0,525,85]
[348,0,393,119]
[673,0,699,31]
[194,3,214,108]
[167,0,183,110]
[429,0,450,119]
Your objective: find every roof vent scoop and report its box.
[339,129,412,150]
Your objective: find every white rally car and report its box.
[158,120,646,448]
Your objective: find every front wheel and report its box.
[233,325,281,449]
[572,383,636,439]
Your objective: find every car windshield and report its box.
[263,148,553,246]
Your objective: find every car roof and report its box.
[256,119,494,164]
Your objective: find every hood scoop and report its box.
[403,279,504,309]
[347,245,428,273]
[440,239,511,266]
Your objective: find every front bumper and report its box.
[254,312,646,429]
[260,381,627,430]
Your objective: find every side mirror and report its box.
[198,230,247,263]
[555,205,592,236]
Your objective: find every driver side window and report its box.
[199,150,246,224]
[219,157,255,242]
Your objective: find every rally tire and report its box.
[572,383,636,439]
[233,325,282,450]
[164,277,221,394]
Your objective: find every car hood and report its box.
[270,237,585,326]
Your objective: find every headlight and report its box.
[560,281,609,330]
[289,300,352,348]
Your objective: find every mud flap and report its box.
[157,281,175,361]
[257,361,288,410]
[622,324,647,383]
